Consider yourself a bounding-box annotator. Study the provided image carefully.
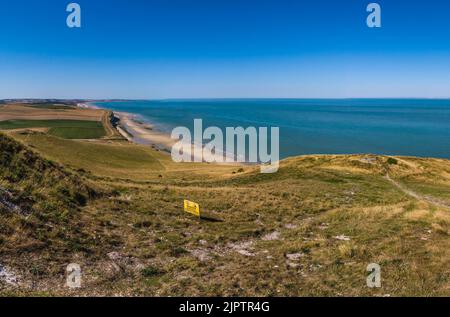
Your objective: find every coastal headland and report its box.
[1,100,450,296]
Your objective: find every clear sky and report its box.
[0,0,449,99]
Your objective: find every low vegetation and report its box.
[0,103,450,296]
[0,134,105,292]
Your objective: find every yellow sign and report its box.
[184,200,200,217]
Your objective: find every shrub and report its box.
[387,157,398,165]
[142,265,165,277]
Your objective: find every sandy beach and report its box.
[80,102,177,150]
[116,112,238,163]
[115,111,175,150]
[79,103,236,163]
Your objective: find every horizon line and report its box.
[3,97,450,102]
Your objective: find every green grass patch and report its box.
[387,157,398,165]
[0,120,105,139]
[11,133,165,179]
[48,127,105,139]
[142,265,165,277]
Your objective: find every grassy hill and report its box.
[0,133,108,294]
[10,131,240,181]
[1,131,450,296]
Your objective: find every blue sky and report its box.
[0,0,450,99]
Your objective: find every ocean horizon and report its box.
[94,99,450,160]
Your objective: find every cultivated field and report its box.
[0,103,103,121]
[0,120,106,139]
[0,103,120,140]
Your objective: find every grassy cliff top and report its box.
[1,131,450,296]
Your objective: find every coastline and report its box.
[75,101,450,163]
[116,111,175,151]
[82,102,237,163]
[80,102,174,151]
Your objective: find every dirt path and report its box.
[385,174,450,209]
[101,111,122,138]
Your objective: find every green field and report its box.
[11,132,238,180]
[0,119,105,139]
[12,132,166,179]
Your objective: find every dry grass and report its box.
[1,133,450,296]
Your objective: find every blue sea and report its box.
[94,99,450,160]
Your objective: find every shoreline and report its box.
[80,102,174,150]
[80,101,450,164]
[81,102,238,163]
[116,111,175,150]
